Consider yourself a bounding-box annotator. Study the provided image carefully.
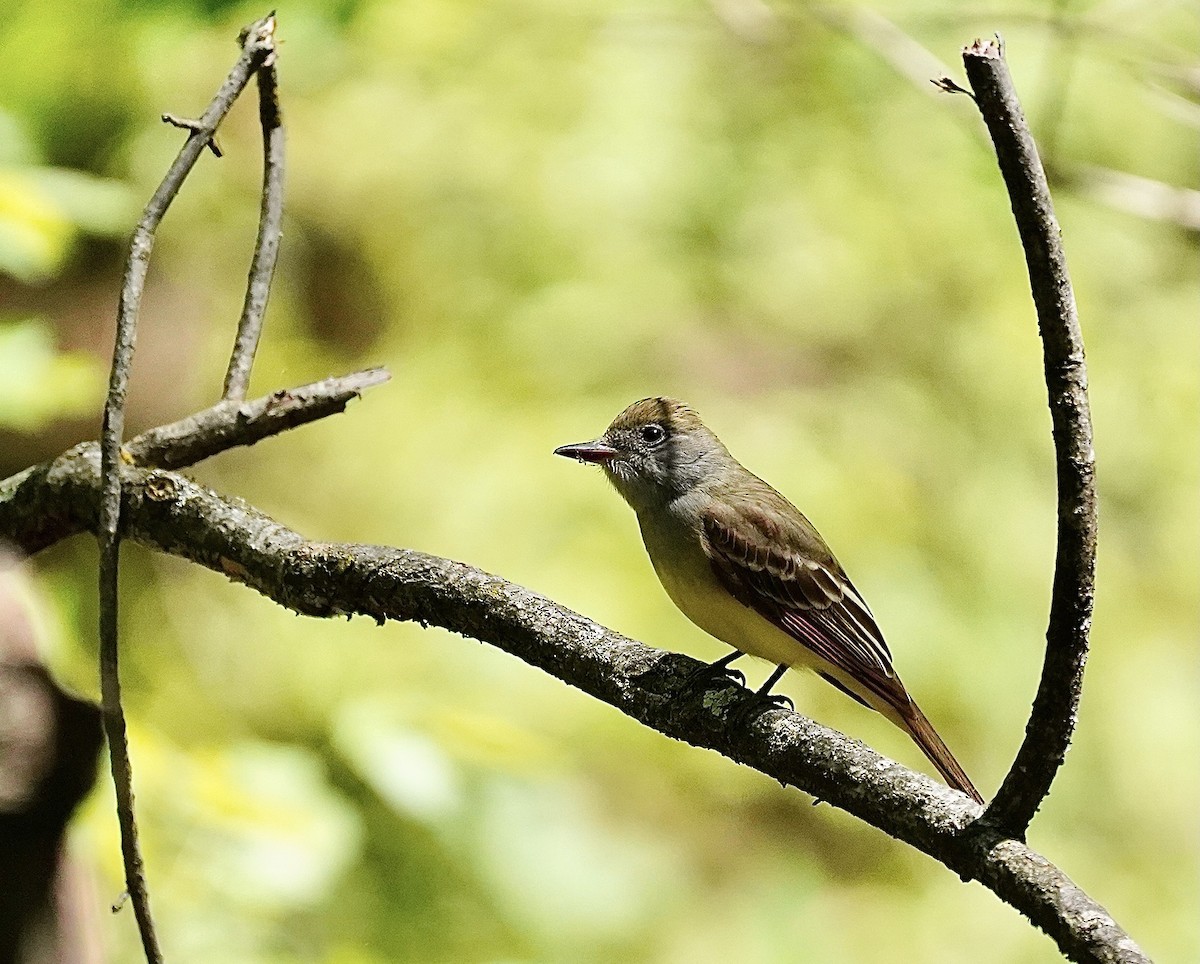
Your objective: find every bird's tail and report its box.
[898,701,984,805]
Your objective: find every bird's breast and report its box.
[636,511,816,669]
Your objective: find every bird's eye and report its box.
[640,424,666,445]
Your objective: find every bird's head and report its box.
[554,397,728,512]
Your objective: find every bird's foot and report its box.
[727,663,792,726]
[684,652,746,697]
[728,691,794,728]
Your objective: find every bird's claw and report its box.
[684,659,745,695]
[729,691,794,727]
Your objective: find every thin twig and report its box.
[961,40,1097,837]
[98,15,277,961]
[818,9,1197,230]
[160,113,222,157]
[811,5,960,99]
[223,19,284,401]
[0,461,1147,963]
[127,367,390,469]
[931,76,974,98]
[1055,162,1200,231]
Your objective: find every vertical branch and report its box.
[960,40,1098,837]
[223,28,285,401]
[97,15,278,961]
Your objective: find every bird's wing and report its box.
[701,498,906,711]
[701,491,984,804]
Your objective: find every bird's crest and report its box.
[608,397,705,435]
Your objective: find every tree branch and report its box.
[98,15,278,960]
[223,16,284,401]
[962,40,1098,839]
[126,367,389,470]
[4,22,1126,962]
[0,368,388,556]
[0,457,1146,964]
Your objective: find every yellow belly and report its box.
[639,515,821,672]
[637,512,905,724]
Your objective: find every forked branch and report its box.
[97,14,278,961]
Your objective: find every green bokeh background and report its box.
[1,0,1196,961]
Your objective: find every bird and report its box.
[554,396,983,804]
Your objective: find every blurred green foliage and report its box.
[0,109,137,282]
[1,0,1197,961]
[0,319,107,429]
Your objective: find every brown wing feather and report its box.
[702,502,904,712]
[702,500,984,804]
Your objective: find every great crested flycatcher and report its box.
[555,396,982,803]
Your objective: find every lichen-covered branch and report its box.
[0,369,388,556]
[0,455,1146,964]
[962,40,1098,839]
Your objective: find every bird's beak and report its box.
[554,439,620,464]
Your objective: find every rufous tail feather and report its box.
[899,702,983,804]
